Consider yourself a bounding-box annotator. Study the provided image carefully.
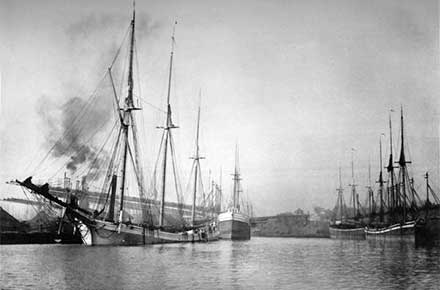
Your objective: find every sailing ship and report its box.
[415,172,440,246]
[329,166,365,240]
[365,108,419,239]
[17,6,218,245]
[186,100,220,237]
[217,145,251,240]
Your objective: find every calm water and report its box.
[1,238,439,289]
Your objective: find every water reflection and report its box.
[1,238,439,289]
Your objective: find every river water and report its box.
[1,237,439,289]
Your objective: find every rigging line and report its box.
[48,115,116,180]
[129,112,146,186]
[83,120,120,181]
[150,130,166,197]
[96,132,124,211]
[138,97,167,114]
[30,72,108,175]
[197,161,205,204]
[118,34,130,100]
[23,97,86,174]
[110,22,132,69]
[108,69,124,122]
[38,77,108,174]
[127,140,150,221]
[184,162,197,202]
[132,41,147,167]
[169,133,184,204]
[73,121,119,180]
[134,36,142,108]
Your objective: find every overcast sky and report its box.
[1,0,439,216]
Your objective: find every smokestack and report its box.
[81,176,88,192]
[64,172,71,189]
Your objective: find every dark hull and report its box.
[0,216,82,245]
[218,219,251,240]
[329,225,365,240]
[0,231,56,244]
[365,221,415,241]
[415,217,440,246]
[0,230,82,245]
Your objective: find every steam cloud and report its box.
[38,95,112,176]
[37,11,159,177]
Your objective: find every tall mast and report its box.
[118,4,136,222]
[397,106,410,221]
[218,166,223,212]
[159,22,178,227]
[336,167,344,221]
[349,148,358,219]
[387,112,395,212]
[191,97,204,227]
[232,143,241,212]
[425,172,430,204]
[378,134,385,222]
[367,160,373,216]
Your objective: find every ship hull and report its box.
[415,206,440,246]
[329,225,366,240]
[415,217,440,246]
[218,212,251,240]
[365,221,415,241]
[77,219,219,246]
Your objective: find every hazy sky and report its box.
[1,0,439,216]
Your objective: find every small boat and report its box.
[218,145,251,240]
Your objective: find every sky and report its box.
[0,0,439,216]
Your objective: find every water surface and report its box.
[1,238,439,289]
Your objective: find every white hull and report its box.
[78,219,219,246]
[218,211,251,240]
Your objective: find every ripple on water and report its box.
[1,238,439,289]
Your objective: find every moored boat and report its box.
[414,173,440,246]
[365,221,415,240]
[365,108,419,241]
[16,5,218,246]
[218,145,251,240]
[329,164,365,240]
[218,210,250,240]
[329,223,365,240]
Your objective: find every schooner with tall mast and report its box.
[365,107,421,238]
[16,4,218,245]
[329,165,365,240]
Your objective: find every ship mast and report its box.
[425,172,430,204]
[387,112,396,214]
[377,134,385,222]
[158,22,178,227]
[190,97,205,227]
[349,148,358,219]
[218,167,223,213]
[336,167,344,221]
[118,4,136,224]
[367,160,374,218]
[232,144,242,212]
[397,106,411,222]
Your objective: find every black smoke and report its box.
[38,95,112,176]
